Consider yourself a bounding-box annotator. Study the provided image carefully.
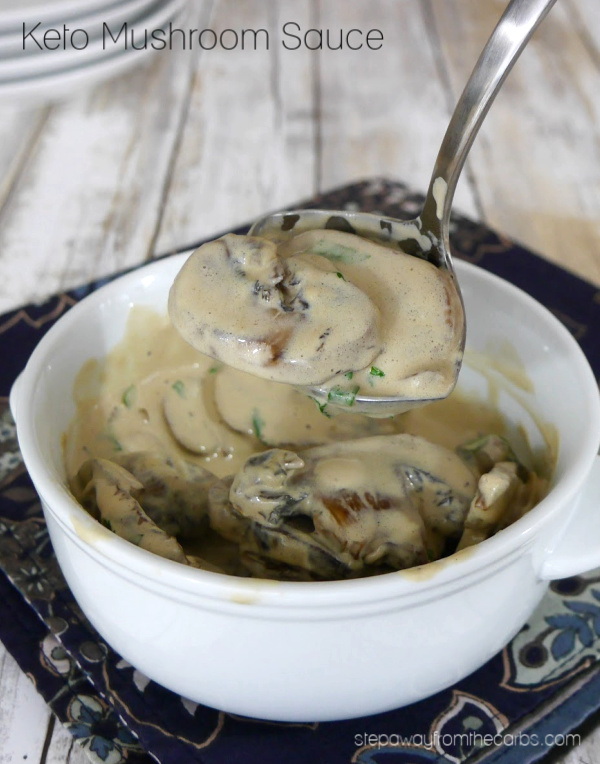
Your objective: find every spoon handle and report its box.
[420,0,558,243]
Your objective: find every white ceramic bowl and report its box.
[10,255,600,722]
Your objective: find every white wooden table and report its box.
[1,1,599,761]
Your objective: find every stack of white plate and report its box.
[0,0,187,99]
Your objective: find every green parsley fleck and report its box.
[345,371,354,380]
[122,384,136,408]
[172,380,186,398]
[103,433,122,452]
[336,271,346,280]
[309,397,332,418]
[327,385,359,407]
[252,410,266,441]
[310,241,370,264]
[369,366,385,377]
[101,518,113,531]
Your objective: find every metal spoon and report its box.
[250,0,557,415]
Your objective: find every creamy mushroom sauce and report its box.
[168,230,464,410]
[64,306,549,580]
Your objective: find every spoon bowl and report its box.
[249,206,463,415]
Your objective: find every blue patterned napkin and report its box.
[1,179,599,764]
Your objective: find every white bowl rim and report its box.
[13,255,600,608]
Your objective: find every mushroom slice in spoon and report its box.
[168,233,382,387]
[168,229,464,416]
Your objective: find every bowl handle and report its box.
[9,372,23,423]
[539,454,600,580]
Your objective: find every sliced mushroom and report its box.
[72,458,189,564]
[208,473,356,580]
[113,451,217,539]
[456,434,548,550]
[457,434,523,477]
[213,365,396,448]
[162,373,258,466]
[276,229,465,406]
[168,233,382,386]
[207,435,478,580]
[457,462,521,550]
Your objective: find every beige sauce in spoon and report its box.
[168,230,464,412]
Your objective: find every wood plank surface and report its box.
[0,104,49,211]
[0,4,205,314]
[46,719,93,764]
[316,0,479,216]
[154,0,317,253]
[430,0,600,285]
[0,642,53,761]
